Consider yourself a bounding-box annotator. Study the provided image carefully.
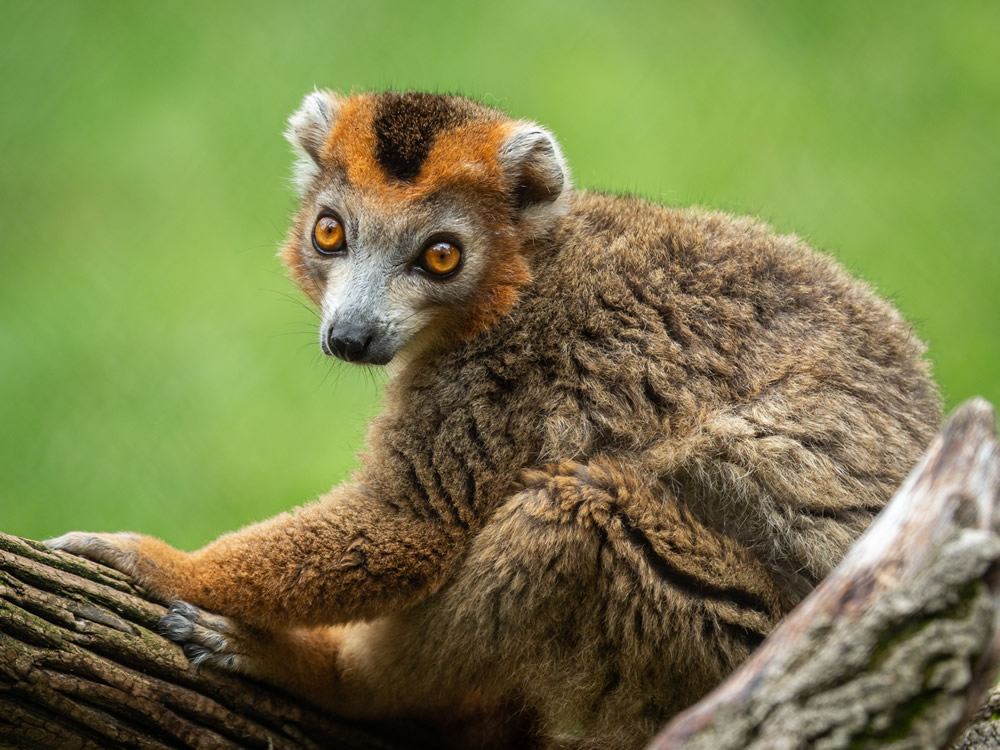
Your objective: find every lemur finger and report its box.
[159,601,229,649]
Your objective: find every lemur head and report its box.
[281,90,571,366]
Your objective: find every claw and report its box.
[183,641,212,665]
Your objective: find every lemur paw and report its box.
[158,601,249,672]
[44,531,142,577]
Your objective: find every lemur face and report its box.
[281,91,570,365]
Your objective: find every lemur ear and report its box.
[285,89,342,193]
[499,123,571,237]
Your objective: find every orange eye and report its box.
[420,241,461,276]
[313,214,346,254]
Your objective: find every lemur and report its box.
[48,90,941,749]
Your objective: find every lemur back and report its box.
[48,91,941,749]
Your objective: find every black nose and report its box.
[324,328,373,362]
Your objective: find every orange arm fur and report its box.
[49,483,463,630]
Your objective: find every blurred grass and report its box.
[0,1,997,549]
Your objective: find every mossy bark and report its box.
[0,533,434,749]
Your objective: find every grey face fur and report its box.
[284,90,572,366]
[302,180,494,366]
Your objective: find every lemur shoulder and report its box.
[48,90,941,749]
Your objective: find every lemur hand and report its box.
[45,531,192,601]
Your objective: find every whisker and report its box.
[271,330,320,340]
[261,288,322,322]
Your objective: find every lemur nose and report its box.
[325,328,373,363]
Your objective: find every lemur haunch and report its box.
[48,91,941,749]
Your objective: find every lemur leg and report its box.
[651,397,928,600]
[431,459,791,746]
[46,482,463,629]
[160,459,790,748]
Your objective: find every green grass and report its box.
[1,1,997,549]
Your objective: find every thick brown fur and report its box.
[48,91,941,749]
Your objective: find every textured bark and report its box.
[650,398,1000,750]
[0,532,435,750]
[3,399,1000,749]
[953,682,1000,749]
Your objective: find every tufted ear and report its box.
[499,123,572,237]
[284,89,342,193]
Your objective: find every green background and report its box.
[1,2,997,550]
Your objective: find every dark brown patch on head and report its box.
[373,92,483,182]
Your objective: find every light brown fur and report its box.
[48,91,941,749]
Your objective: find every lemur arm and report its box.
[46,482,461,630]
